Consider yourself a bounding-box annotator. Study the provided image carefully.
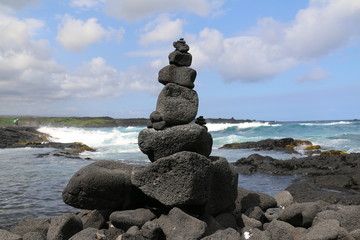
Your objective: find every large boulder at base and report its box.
[158,65,196,89]
[138,124,212,162]
[109,208,157,231]
[157,207,206,240]
[47,213,83,240]
[156,83,198,126]
[131,151,212,207]
[204,156,238,216]
[62,160,147,210]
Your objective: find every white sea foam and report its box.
[207,122,280,132]
[37,126,141,148]
[299,121,352,126]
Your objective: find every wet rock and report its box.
[138,124,212,162]
[156,83,198,126]
[62,160,147,210]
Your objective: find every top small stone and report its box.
[173,38,189,53]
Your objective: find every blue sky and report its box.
[0,0,359,121]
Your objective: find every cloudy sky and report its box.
[0,0,359,121]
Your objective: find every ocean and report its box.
[1,120,359,229]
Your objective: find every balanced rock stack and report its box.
[135,38,238,214]
[58,39,239,239]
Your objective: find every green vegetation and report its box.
[0,116,148,127]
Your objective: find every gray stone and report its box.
[303,219,352,240]
[132,151,212,207]
[11,218,50,236]
[120,226,144,240]
[244,206,266,223]
[77,209,110,229]
[68,228,106,240]
[0,229,22,240]
[158,65,196,89]
[266,220,295,240]
[173,38,189,53]
[140,220,164,240]
[47,213,83,240]
[279,201,327,228]
[158,207,207,240]
[156,83,198,126]
[138,124,212,162]
[215,212,238,230]
[204,156,238,216]
[273,191,294,207]
[264,207,283,221]
[199,215,224,237]
[235,187,277,214]
[241,227,270,240]
[109,208,156,231]
[314,205,360,232]
[201,228,241,240]
[62,160,146,210]
[23,232,46,240]
[239,214,263,229]
[168,51,192,66]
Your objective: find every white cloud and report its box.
[0,10,157,109]
[189,0,360,82]
[56,15,124,52]
[140,15,184,46]
[296,67,330,82]
[104,0,224,21]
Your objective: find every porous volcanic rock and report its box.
[138,124,212,162]
[156,83,198,126]
[62,160,147,210]
[131,151,212,208]
[158,64,196,89]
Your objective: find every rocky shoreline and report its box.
[2,39,360,240]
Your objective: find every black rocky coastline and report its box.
[2,40,360,240]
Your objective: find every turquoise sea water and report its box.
[0,120,359,229]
